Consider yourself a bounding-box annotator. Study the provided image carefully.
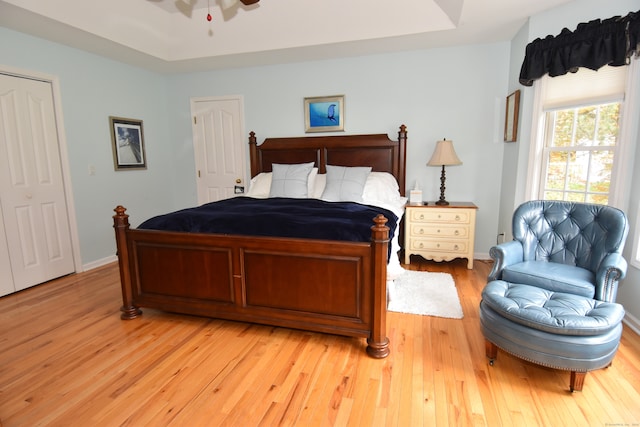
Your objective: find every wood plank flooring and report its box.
[0,258,639,426]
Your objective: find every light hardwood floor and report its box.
[1,258,639,426]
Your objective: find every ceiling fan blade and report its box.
[239,0,260,4]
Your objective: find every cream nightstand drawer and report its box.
[409,239,468,253]
[410,224,470,239]
[404,202,477,269]
[409,209,471,224]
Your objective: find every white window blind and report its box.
[543,66,627,111]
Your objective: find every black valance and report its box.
[519,10,640,86]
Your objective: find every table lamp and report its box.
[427,139,462,205]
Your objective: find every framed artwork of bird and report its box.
[304,95,345,133]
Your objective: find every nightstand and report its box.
[404,202,477,269]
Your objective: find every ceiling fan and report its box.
[220,0,259,8]
[166,0,260,19]
[210,0,260,21]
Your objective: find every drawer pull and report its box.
[455,215,461,221]
[437,229,441,234]
[454,230,459,236]
[419,243,424,248]
[436,243,440,248]
[454,245,459,250]
[419,229,424,234]
[419,214,425,220]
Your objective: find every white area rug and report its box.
[388,270,464,319]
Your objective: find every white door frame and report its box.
[0,64,83,273]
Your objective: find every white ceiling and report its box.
[0,0,574,73]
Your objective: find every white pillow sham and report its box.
[270,162,314,198]
[247,167,318,198]
[313,171,402,202]
[321,165,372,202]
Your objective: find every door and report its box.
[0,73,75,292]
[0,208,13,295]
[191,96,246,204]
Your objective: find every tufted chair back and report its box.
[512,200,628,274]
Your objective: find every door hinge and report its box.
[193,116,197,125]
[198,170,201,178]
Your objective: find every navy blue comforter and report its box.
[139,197,397,246]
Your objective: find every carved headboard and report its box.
[248,125,407,196]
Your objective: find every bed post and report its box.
[397,124,407,197]
[113,206,142,320]
[367,214,391,358]
[248,131,259,177]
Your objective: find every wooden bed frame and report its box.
[113,125,407,358]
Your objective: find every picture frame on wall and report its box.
[110,116,147,170]
[304,95,345,133]
[504,90,520,142]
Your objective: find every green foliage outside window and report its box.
[542,102,620,205]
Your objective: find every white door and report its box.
[191,96,246,204]
[0,73,75,292]
[0,208,13,295]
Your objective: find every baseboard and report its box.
[82,255,117,272]
[474,251,491,261]
[623,312,640,336]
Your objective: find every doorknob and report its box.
[235,178,242,184]
[25,193,33,199]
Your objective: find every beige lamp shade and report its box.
[427,139,462,167]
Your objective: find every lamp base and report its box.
[435,165,450,206]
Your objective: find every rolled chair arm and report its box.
[595,253,628,302]
[488,240,524,282]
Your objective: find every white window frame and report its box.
[526,60,639,211]
[539,100,622,204]
[633,201,640,270]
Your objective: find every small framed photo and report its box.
[304,95,344,133]
[504,90,520,142]
[109,116,147,170]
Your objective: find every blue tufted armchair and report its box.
[488,200,629,303]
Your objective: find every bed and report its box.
[113,125,407,358]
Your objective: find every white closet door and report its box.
[0,73,75,292]
[0,207,13,296]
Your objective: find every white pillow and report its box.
[247,168,318,198]
[312,173,326,198]
[362,172,402,205]
[321,165,372,202]
[307,168,318,197]
[269,162,315,198]
[247,172,272,198]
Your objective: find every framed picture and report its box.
[109,116,147,170]
[304,95,344,133]
[504,90,520,142]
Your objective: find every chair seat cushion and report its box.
[502,260,595,298]
[481,280,625,336]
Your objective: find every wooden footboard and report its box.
[113,206,390,358]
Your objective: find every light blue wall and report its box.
[0,25,509,268]
[167,45,510,259]
[0,27,178,264]
[499,0,640,328]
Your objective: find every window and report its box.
[526,61,640,270]
[532,65,629,206]
[540,101,620,204]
